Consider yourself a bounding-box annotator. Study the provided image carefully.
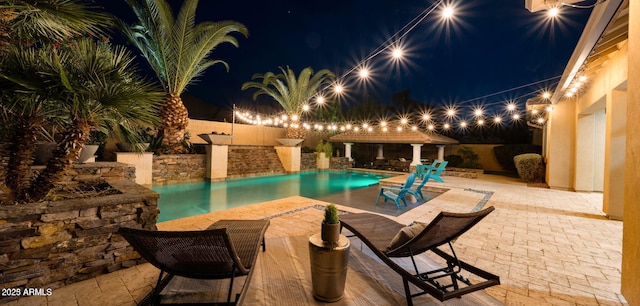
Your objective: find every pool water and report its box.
[151,171,390,222]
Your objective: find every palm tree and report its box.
[241,66,335,138]
[120,0,248,153]
[0,0,111,202]
[0,0,110,58]
[0,39,163,202]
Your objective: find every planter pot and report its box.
[116,142,150,152]
[276,138,304,147]
[77,145,99,163]
[198,134,232,145]
[321,222,341,244]
[317,152,330,170]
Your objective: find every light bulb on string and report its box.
[506,102,517,112]
[473,107,484,117]
[316,96,325,104]
[512,114,521,120]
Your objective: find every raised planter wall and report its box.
[152,154,206,185]
[0,179,158,302]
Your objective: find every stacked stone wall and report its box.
[152,154,206,185]
[0,180,158,303]
[329,157,351,170]
[301,153,317,171]
[227,146,285,177]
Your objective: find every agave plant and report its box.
[241,66,335,139]
[0,39,163,202]
[120,0,248,153]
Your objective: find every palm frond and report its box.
[6,0,111,42]
[241,66,335,115]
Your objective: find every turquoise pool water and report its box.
[151,171,390,222]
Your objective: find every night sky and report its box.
[100,0,591,112]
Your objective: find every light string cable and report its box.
[337,0,445,79]
[456,75,561,108]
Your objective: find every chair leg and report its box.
[227,268,237,305]
[376,190,384,206]
[402,277,414,306]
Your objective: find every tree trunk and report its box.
[285,126,306,139]
[5,114,41,202]
[22,119,92,202]
[159,93,189,153]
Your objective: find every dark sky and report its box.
[100,0,591,111]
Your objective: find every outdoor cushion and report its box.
[387,221,427,251]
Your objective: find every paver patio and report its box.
[4,174,627,305]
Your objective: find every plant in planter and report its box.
[77,131,106,163]
[315,141,333,158]
[321,203,340,244]
[197,131,233,144]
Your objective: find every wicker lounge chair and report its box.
[340,207,499,305]
[119,219,269,305]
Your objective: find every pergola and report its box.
[329,130,459,165]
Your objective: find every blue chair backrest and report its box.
[399,172,417,193]
[435,161,449,171]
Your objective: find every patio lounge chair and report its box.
[339,207,499,305]
[118,219,270,305]
[419,160,448,182]
[376,172,417,209]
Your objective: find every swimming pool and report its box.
[151,171,391,222]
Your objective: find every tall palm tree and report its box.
[120,0,248,153]
[241,66,335,138]
[0,39,163,202]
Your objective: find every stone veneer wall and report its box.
[301,153,316,171]
[152,154,206,185]
[329,157,351,170]
[0,180,158,303]
[227,145,285,178]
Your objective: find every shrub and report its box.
[513,153,545,183]
[444,155,463,167]
[458,146,482,169]
[494,144,542,173]
[315,141,333,157]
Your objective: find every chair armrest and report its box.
[381,186,403,192]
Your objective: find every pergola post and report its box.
[343,142,354,161]
[410,144,423,166]
[436,145,446,161]
[376,144,385,160]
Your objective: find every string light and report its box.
[233,0,562,131]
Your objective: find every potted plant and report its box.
[321,203,340,244]
[197,131,233,145]
[316,141,332,169]
[77,131,105,163]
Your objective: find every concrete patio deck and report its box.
[5,174,628,305]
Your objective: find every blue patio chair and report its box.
[407,172,432,201]
[376,172,417,209]
[416,160,438,180]
[422,160,448,183]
